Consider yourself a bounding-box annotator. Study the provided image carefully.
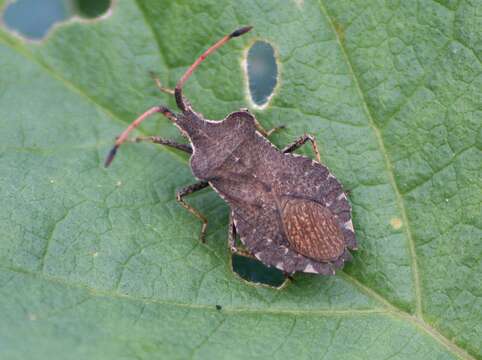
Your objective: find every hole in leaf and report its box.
[232,254,285,287]
[2,0,111,40]
[2,0,69,40]
[246,41,278,108]
[73,0,110,18]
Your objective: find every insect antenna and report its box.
[175,26,253,112]
[104,106,176,167]
[104,26,252,168]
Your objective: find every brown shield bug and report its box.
[105,26,357,277]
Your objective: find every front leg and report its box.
[240,108,285,137]
[176,181,210,242]
[282,134,321,163]
[254,120,285,137]
[149,72,192,109]
[149,71,175,95]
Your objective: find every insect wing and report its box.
[281,198,345,262]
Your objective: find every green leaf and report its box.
[0,1,480,359]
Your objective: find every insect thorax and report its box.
[176,111,258,180]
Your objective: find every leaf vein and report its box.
[2,265,384,316]
[317,0,423,317]
[316,4,477,359]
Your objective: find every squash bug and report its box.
[105,26,357,277]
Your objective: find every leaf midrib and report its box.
[0,13,474,360]
[318,2,474,359]
[317,0,423,316]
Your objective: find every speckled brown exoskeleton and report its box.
[105,26,357,279]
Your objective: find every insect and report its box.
[105,26,357,277]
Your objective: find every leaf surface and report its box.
[0,1,480,359]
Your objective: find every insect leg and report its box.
[228,212,257,259]
[149,72,174,95]
[176,181,210,243]
[228,211,237,251]
[104,106,177,167]
[279,274,294,289]
[132,136,192,154]
[228,212,293,287]
[149,72,193,108]
[253,117,285,137]
[239,108,284,137]
[281,134,321,163]
[265,126,286,137]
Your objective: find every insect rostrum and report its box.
[105,26,357,277]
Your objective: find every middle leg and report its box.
[281,134,321,162]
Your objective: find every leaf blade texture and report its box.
[0,0,480,359]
